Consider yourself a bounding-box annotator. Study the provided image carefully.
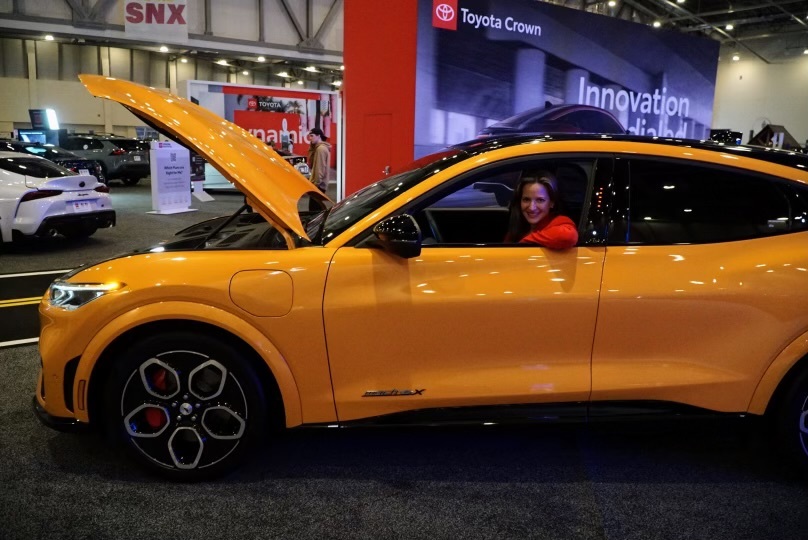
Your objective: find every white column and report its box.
[513,48,546,113]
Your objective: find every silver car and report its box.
[60,135,150,186]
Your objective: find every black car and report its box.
[0,140,106,184]
[478,103,627,137]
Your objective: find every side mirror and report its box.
[372,214,422,258]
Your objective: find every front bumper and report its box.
[32,396,89,433]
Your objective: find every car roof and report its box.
[455,134,808,171]
[0,150,46,159]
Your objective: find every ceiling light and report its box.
[277,71,290,78]
[331,80,343,87]
[732,53,740,61]
[725,24,734,31]
[159,45,168,53]
[676,0,685,3]
[804,49,808,55]
[180,58,188,63]
[340,65,345,70]
[242,70,249,76]
[216,59,228,66]
[297,80,304,85]
[257,56,266,62]
[304,66,319,73]
[652,21,661,28]
[44,35,54,41]
[607,0,616,6]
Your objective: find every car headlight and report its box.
[48,281,125,310]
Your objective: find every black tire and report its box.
[122,177,140,186]
[104,331,267,481]
[775,367,808,477]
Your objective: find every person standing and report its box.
[307,127,330,193]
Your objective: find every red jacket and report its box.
[519,214,578,249]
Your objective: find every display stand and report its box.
[147,140,197,215]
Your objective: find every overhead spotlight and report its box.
[803,48,808,55]
[304,66,319,73]
[297,80,304,85]
[607,0,616,7]
[732,53,740,61]
[180,58,188,63]
[216,59,229,66]
[159,45,169,53]
[257,56,266,62]
[277,71,290,78]
[331,80,343,87]
[340,65,345,70]
[725,24,734,31]
[676,0,685,3]
[44,35,54,41]
[652,21,661,28]
[242,70,249,76]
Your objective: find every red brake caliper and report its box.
[145,368,169,429]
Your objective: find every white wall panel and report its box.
[264,0,303,46]
[132,49,150,85]
[35,41,59,79]
[60,44,81,81]
[109,47,132,80]
[1,38,26,78]
[211,0,260,41]
[713,52,808,145]
[187,0,206,35]
[21,0,71,18]
[0,78,31,122]
[80,45,100,75]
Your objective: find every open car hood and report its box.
[79,74,327,241]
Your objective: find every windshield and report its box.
[317,148,470,244]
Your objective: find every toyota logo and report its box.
[435,3,455,22]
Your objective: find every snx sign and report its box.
[124,0,188,43]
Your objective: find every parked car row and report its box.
[60,134,150,186]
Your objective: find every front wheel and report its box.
[774,368,808,476]
[104,332,267,480]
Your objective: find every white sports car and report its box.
[0,151,115,243]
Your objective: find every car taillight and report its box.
[110,148,126,156]
[20,189,62,202]
[94,184,110,193]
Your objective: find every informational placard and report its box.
[148,140,195,214]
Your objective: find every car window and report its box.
[616,159,802,245]
[0,157,74,177]
[63,138,103,151]
[408,158,594,246]
[561,111,623,133]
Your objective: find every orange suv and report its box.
[33,75,808,480]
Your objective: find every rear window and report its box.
[0,157,74,178]
[111,139,149,151]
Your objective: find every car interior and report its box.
[412,160,593,246]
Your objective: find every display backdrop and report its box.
[415,0,720,157]
[185,81,341,192]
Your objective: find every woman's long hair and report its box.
[504,171,560,243]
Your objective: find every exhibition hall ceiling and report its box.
[552,0,808,63]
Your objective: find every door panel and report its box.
[323,245,604,421]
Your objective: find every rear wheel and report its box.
[104,332,267,480]
[122,177,140,186]
[775,367,808,476]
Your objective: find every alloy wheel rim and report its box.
[120,350,248,470]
